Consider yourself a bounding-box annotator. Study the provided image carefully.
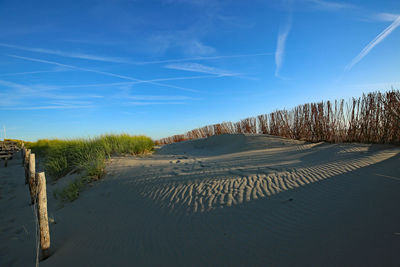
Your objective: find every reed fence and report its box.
[156,90,400,145]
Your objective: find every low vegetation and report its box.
[157,90,400,145]
[27,134,154,202]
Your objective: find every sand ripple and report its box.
[106,135,400,212]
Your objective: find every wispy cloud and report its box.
[308,0,354,10]
[7,54,198,92]
[0,79,34,93]
[345,15,400,71]
[39,74,228,90]
[275,13,292,78]
[184,40,216,56]
[0,43,126,63]
[127,95,197,101]
[147,33,217,57]
[165,62,237,76]
[134,52,272,65]
[0,68,68,77]
[373,12,400,22]
[0,79,104,108]
[0,104,94,110]
[2,41,272,67]
[127,101,186,106]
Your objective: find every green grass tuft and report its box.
[28,134,154,203]
[53,176,89,202]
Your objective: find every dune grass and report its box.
[27,134,154,202]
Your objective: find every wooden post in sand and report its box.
[24,149,31,185]
[22,147,26,166]
[28,153,36,204]
[36,172,50,259]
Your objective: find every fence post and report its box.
[36,172,50,259]
[28,153,36,204]
[24,149,31,185]
[22,147,26,166]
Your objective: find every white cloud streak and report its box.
[40,74,227,90]
[127,101,186,105]
[134,53,272,65]
[0,42,272,66]
[0,43,126,63]
[308,0,354,10]
[0,104,94,110]
[127,95,197,101]
[0,79,34,93]
[345,15,400,71]
[165,62,237,76]
[0,79,104,108]
[373,12,400,22]
[0,69,67,77]
[275,13,292,78]
[7,54,198,92]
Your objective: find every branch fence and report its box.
[157,91,400,145]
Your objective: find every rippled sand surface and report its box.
[2,134,399,266]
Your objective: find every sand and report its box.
[1,134,400,266]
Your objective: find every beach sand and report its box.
[1,134,400,266]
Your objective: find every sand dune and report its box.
[1,134,400,266]
[113,134,400,213]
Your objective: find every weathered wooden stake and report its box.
[36,172,50,259]
[22,147,26,166]
[24,149,31,185]
[28,153,36,204]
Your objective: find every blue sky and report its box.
[0,0,399,141]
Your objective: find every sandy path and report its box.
[1,134,400,266]
[0,153,40,266]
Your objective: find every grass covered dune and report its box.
[26,134,154,201]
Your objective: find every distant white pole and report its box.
[3,125,6,141]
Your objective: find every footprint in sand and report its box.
[6,189,14,194]
[0,225,13,233]
[280,198,294,204]
[196,161,205,168]
[4,258,18,266]
[0,247,7,257]
[14,228,23,235]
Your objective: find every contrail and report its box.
[7,54,198,92]
[134,53,272,65]
[346,15,400,71]
[275,13,292,78]
[46,74,230,89]
[0,43,126,63]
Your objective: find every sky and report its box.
[0,0,399,141]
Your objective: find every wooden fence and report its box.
[0,140,19,167]
[21,144,51,261]
[157,90,400,145]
